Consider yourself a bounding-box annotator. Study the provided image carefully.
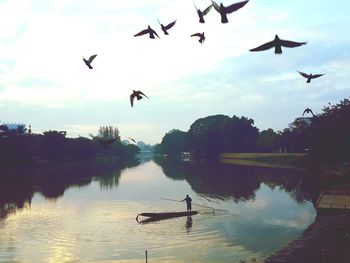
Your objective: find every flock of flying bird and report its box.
[83,0,325,118]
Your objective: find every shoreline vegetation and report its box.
[219,152,308,169]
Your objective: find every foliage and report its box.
[186,115,231,158]
[186,115,259,158]
[276,118,313,153]
[90,125,120,141]
[160,129,187,155]
[310,98,350,163]
[0,126,138,168]
[256,129,280,152]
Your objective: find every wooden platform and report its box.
[316,190,350,210]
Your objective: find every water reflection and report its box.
[0,157,317,262]
[185,216,193,234]
[0,160,139,220]
[154,156,315,205]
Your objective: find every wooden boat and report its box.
[136,211,198,223]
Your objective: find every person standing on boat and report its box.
[181,194,192,211]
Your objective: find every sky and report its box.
[0,0,349,145]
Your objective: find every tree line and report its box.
[0,125,139,168]
[155,98,350,164]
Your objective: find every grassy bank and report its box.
[220,153,309,169]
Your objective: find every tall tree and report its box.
[160,129,187,155]
[256,128,280,152]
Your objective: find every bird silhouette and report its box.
[130,90,149,107]
[250,34,306,54]
[158,19,176,35]
[297,71,325,83]
[191,32,205,43]
[211,0,249,23]
[128,137,136,143]
[134,25,160,39]
[302,108,315,117]
[193,1,213,23]
[83,54,97,69]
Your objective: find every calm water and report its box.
[0,158,316,263]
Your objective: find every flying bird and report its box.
[297,71,325,83]
[302,108,315,117]
[130,90,149,107]
[193,1,213,23]
[191,32,205,43]
[249,34,306,54]
[211,0,249,23]
[158,19,177,35]
[128,137,136,143]
[134,25,160,39]
[83,54,97,69]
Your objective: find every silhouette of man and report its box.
[182,194,192,211]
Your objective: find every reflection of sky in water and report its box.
[0,161,316,263]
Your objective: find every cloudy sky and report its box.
[0,0,349,144]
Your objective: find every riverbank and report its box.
[220,153,308,169]
[220,154,350,262]
[265,209,350,263]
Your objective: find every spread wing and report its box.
[211,0,220,12]
[225,0,249,14]
[164,20,176,30]
[139,91,149,99]
[88,54,97,63]
[297,71,310,79]
[249,40,275,52]
[150,28,160,38]
[280,39,306,48]
[202,4,213,15]
[130,94,135,107]
[311,74,324,79]
[134,28,149,37]
[191,33,202,38]
[302,108,313,116]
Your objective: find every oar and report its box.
[160,197,219,212]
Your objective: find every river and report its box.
[0,157,316,263]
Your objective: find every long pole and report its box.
[160,197,217,210]
[145,250,148,263]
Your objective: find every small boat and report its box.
[136,211,198,223]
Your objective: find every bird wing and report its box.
[302,109,307,116]
[280,39,306,48]
[134,28,149,37]
[150,28,160,38]
[191,33,202,37]
[311,74,324,79]
[202,4,213,15]
[138,91,149,99]
[249,40,275,52]
[297,71,310,79]
[164,20,176,30]
[130,94,135,107]
[211,0,220,12]
[88,54,97,63]
[225,0,249,14]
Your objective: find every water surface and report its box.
[0,159,316,263]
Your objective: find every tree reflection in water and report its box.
[154,156,317,205]
[0,159,140,220]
